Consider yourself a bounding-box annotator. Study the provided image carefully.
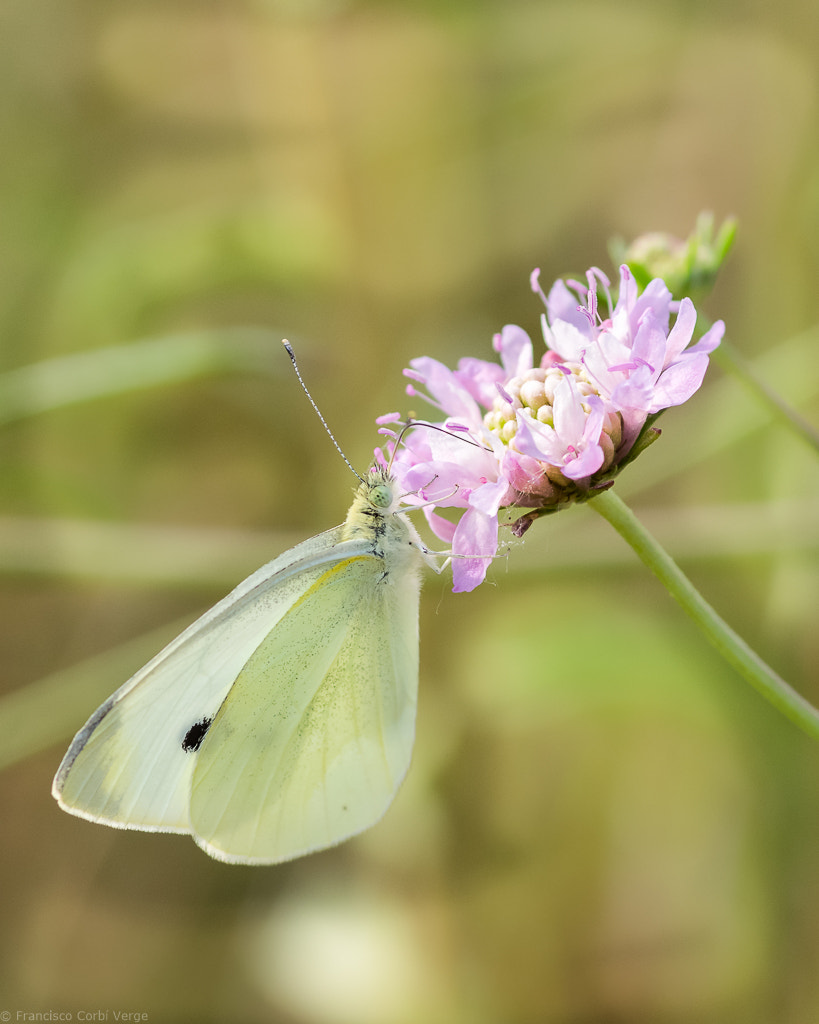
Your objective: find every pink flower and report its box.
[535,264,724,450]
[378,265,723,592]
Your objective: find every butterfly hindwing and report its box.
[190,552,420,863]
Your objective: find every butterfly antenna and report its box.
[388,419,485,470]
[282,340,365,483]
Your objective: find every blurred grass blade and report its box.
[0,516,303,587]
[712,336,819,454]
[1,500,818,586]
[633,321,819,493]
[0,328,282,425]
[0,619,196,773]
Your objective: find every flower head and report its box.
[378,264,724,592]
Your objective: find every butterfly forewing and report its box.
[190,551,420,864]
[54,526,368,830]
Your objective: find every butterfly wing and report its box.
[189,550,421,864]
[52,525,376,832]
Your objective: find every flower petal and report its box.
[452,506,498,592]
[454,357,507,407]
[663,297,697,364]
[469,478,509,516]
[648,352,711,410]
[423,505,457,543]
[546,278,591,335]
[513,409,557,464]
[409,356,483,426]
[493,324,534,378]
[688,318,724,355]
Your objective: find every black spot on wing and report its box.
[182,717,213,753]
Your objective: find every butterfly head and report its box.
[363,468,400,515]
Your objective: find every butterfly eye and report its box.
[369,484,393,509]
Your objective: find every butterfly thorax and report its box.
[341,471,422,572]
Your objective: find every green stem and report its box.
[588,488,819,740]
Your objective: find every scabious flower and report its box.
[377,264,724,593]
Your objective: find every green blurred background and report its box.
[1,0,818,1021]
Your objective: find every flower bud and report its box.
[611,212,736,300]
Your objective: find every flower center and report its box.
[483,362,596,445]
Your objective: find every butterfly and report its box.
[53,468,439,864]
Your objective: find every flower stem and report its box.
[588,488,819,739]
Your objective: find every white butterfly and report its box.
[53,469,439,864]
